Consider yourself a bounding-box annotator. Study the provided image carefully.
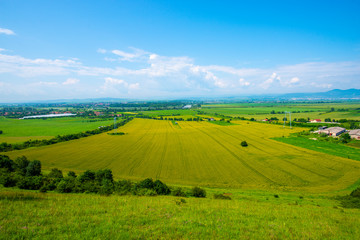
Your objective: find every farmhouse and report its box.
[318,127,346,137]
[310,119,321,123]
[349,129,360,140]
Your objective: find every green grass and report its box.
[0,117,114,143]
[5,119,360,192]
[207,120,237,126]
[200,102,360,121]
[273,136,360,161]
[1,187,359,239]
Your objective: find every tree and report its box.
[0,155,15,172]
[0,130,3,134]
[340,133,351,143]
[78,170,96,182]
[138,178,154,189]
[153,179,170,195]
[241,141,248,147]
[67,171,77,178]
[26,160,42,177]
[15,156,30,176]
[191,187,206,198]
[95,169,113,183]
[48,168,63,179]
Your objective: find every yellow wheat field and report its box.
[6,119,360,192]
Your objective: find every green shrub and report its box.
[153,179,170,195]
[48,168,63,179]
[0,155,15,172]
[26,160,41,177]
[213,193,231,200]
[241,141,248,147]
[171,187,187,197]
[138,178,154,189]
[350,187,360,198]
[191,187,206,198]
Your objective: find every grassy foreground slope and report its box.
[6,119,360,192]
[1,188,360,239]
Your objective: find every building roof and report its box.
[349,129,360,136]
[326,127,346,133]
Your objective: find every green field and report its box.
[0,117,114,143]
[6,118,360,192]
[200,102,360,121]
[1,187,359,239]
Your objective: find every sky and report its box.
[0,0,360,102]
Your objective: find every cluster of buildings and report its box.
[316,126,360,140]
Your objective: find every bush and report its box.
[99,179,114,196]
[350,187,360,198]
[171,187,187,197]
[213,193,231,200]
[26,160,41,177]
[15,156,29,176]
[114,180,133,195]
[240,141,248,147]
[138,178,154,189]
[48,168,63,179]
[0,155,15,172]
[191,187,206,198]
[153,179,170,195]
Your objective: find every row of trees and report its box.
[0,155,206,197]
[0,118,133,152]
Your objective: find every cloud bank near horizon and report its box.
[0,47,359,102]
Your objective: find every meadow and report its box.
[200,102,360,121]
[5,118,360,192]
[0,117,114,143]
[1,187,359,239]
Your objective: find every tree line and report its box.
[0,155,206,198]
[0,118,133,152]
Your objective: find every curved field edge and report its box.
[5,119,360,193]
[0,187,360,239]
[272,136,360,161]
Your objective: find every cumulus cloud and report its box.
[0,28,15,35]
[1,47,360,101]
[260,72,281,89]
[239,78,250,86]
[101,77,140,92]
[111,48,149,62]
[290,77,299,84]
[63,78,80,85]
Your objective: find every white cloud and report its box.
[0,48,5,52]
[239,78,250,86]
[290,77,299,84]
[34,81,58,86]
[1,47,360,101]
[97,48,107,54]
[0,28,15,35]
[63,78,80,85]
[129,83,140,90]
[260,72,281,89]
[111,48,149,62]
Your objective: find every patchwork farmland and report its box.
[6,118,360,192]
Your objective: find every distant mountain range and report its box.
[280,88,360,100]
[1,89,360,105]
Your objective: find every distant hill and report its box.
[280,88,360,100]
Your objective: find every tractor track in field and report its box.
[155,126,168,179]
[218,127,330,182]
[186,123,277,185]
[169,121,187,180]
[127,121,161,175]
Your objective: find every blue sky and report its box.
[0,0,359,102]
